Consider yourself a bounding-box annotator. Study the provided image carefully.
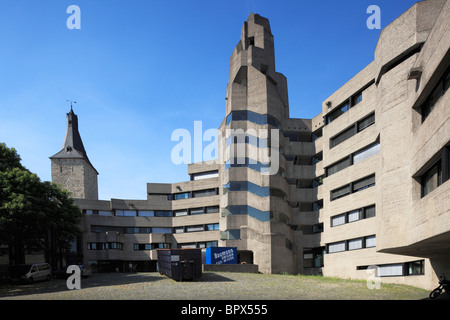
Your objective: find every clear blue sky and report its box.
[0,0,419,200]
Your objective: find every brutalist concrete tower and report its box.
[50,107,98,200]
[218,13,296,274]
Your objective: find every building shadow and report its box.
[0,272,164,298]
[196,272,235,283]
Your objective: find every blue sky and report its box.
[0,0,419,200]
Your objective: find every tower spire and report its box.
[50,106,98,174]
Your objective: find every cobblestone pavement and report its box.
[0,272,434,300]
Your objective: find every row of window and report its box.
[177,241,218,249]
[221,205,270,222]
[88,241,220,251]
[91,225,170,234]
[171,188,219,200]
[88,242,124,250]
[84,206,219,217]
[327,235,376,253]
[326,142,380,177]
[330,112,375,149]
[174,223,219,233]
[148,188,219,201]
[357,260,424,277]
[325,89,364,125]
[190,170,218,181]
[226,134,268,148]
[91,223,220,235]
[330,174,375,201]
[331,205,376,227]
[224,157,269,172]
[133,243,171,250]
[226,110,281,129]
[222,181,288,201]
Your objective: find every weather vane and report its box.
[66,100,77,111]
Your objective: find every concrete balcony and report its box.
[289,186,320,203]
[286,141,315,156]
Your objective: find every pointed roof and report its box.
[50,107,98,174]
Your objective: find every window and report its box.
[330,205,376,227]
[99,211,113,216]
[352,174,375,192]
[88,242,123,250]
[407,260,424,275]
[206,223,219,231]
[377,264,404,277]
[347,210,360,223]
[134,243,169,250]
[173,192,190,200]
[358,260,424,277]
[326,157,351,176]
[353,143,380,164]
[192,188,218,198]
[330,185,351,201]
[155,211,172,217]
[357,112,375,132]
[330,126,355,148]
[303,248,324,268]
[173,210,188,217]
[421,159,442,197]
[186,225,204,233]
[331,214,346,227]
[223,205,270,222]
[191,171,218,180]
[422,66,450,122]
[152,227,172,233]
[205,206,219,213]
[327,235,375,253]
[124,210,137,217]
[328,241,346,253]
[223,181,269,197]
[365,235,376,248]
[352,92,362,106]
[190,208,204,215]
[364,205,376,218]
[348,238,363,250]
[174,227,184,234]
[312,223,323,234]
[226,134,268,148]
[138,211,154,217]
[226,110,281,129]
[326,102,349,124]
[329,112,375,149]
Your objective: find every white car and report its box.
[9,263,52,283]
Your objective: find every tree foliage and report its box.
[0,143,82,265]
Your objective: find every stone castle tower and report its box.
[50,107,98,200]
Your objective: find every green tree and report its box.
[0,143,82,267]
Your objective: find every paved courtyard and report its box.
[0,272,433,300]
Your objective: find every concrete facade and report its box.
[50,0,449,290]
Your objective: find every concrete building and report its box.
[50,0,449,289]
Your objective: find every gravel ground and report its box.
[0,272,432,300]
